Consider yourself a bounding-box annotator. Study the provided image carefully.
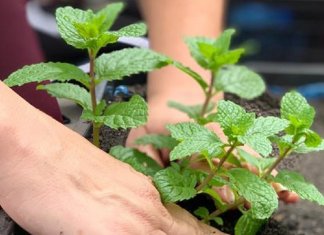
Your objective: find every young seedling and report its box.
[4,3,173,148]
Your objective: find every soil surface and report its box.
[1,89,323,235]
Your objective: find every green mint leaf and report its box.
[293,139,324,154]
[167,122,223,161]
[135,134,178,150]
[281,91,315,131]
[37,83,92,111]
[94,100,107,116]
[228,168,278,219]
[81,95,147,129]
[168,101,215,120]
[211,217,224,226]
[56,7,94,49]
[110,22,147,37]
[109,146,162,177]
[4,62,90,88]
[237,149,261,171]
[275,170,324,206]
[212,100,255,140]
[186,29,244,70]
[186,37,216,69]
[153,167,197,203]
[234,211,265,235]
[304,129,322,147]
[172,61,208,90]
[215,66,265,99]
[239,117,289,157]
[194,207,209,220]
[96,48,171,82]
[96,2,124,32]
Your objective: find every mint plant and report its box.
[112,90,324,234]
[4,3,172,148]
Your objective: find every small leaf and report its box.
[293,139,324,153]
[4,62,90,88]
[215,66,265,99]
[109,146,162,177]
[81,95,147,129]
[168,101,215,120]
[228,168,278,219]
[186,37,215,69]
[275,171,324,206]
[281,91,315,131]
[96,48,171,82]
[111,22,147,37]
[167,122,223,161]
[211,217,224,226]
[237,149,261,171]
[234,211,265,235]
[194,207,209,219]
[212,100,255,140]
[304,129,322,147]
[135,134,178,150]
[172,61,208,91]
[153,167,197,203]
[96,2,124,32]
[37,83,92,111]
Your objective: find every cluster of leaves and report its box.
[4,2,172,148]
[109,30,324,235]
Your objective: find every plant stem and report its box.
[196,141,238,191]
[200,70,217,117]
[88,49,100,147]
[208,197,245,219]
[262,147,292,179]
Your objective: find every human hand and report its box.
[0,82,225,235]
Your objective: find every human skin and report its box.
[0,81,226,234]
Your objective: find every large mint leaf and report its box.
[96,2,124,32]
[4,62,90,88]
[212,100,255,140]
[167,122,223,161]
[81,95,147,129]
[215,66,265,99]
[56,7,94,49]
[168,101,215,120]
[109,146,162,177]
[153,167,197,202]
[111,23,147,37]
[281,91,315,131]
[275,171,324,206]
[234,211,265,235]
[239,117,289,157]
[37,83,91,111]
[135,134,178,150]
[228,168,278,219]
[96,48,171,82]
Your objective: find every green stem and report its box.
[261,147,292,179]
[208,197,245,219]
[196,141,238,192]
[200,70,218,117]
[88,49,99,147]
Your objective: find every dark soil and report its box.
[1,88,323,235]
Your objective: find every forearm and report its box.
[139,0,226,102]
